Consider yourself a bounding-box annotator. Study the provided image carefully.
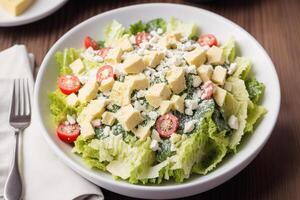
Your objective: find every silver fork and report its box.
[4,79,31,200]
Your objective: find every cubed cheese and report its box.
[78,80,98,103]
[77,99,107,124]
[104,47,123,64]
[170,95,184,113]
[99,77,115,92]
[101,111,116,126]
[213,86,227,107]
[212,65,227,85]
[122,55,146,74]
[145,83,172,108]
[158,100,173,115]
[183,47,207,67]
[80,121,95,139]
[69,58,85,75]
[66,93,79,107]
[125,73,149,90]
[109,81,131,106]
[206,46,225,65]
[166,67,186,94]
[143,51,164,68]
[0,0,33,16]
[197,64,213,82]
[133,121,155,141]
[117,35,134,52]
[116,104,144,131]
[158,33,180,49]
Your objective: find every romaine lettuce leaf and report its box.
[128,20,146,35]
[48,90,77,123]
[156,139,176,162]
[222,37,236,63]
[146,18,167,33]
[245,104,267,133]
[245,77,265,104]
[166,17,198,38]
[232,57,251,80]
[104,20,125,47]
[55,48,80,75]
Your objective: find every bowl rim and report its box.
[34,2,281,193]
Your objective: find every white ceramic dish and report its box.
[34,3,280,199]
[0,0,68,27]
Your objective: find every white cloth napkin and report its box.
[0,45,104,200]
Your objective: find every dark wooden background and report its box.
[1,0,299,199]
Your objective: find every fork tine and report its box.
[17,79,22,115]
[25,79,31,115]
[22,79,27,115]
[9,80,17,119]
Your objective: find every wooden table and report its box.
[1,0,299,199]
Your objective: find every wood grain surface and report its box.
[1,0,299,199]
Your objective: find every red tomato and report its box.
[197,34,218,47]
[96,65,115,83]
[58,75,81,95]
[98,47,111,58]
[135,32,151,46]
[84,36,99,49]
[57,123,80,143]
[156,113,179,138]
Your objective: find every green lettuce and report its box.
[222,37,236,63]
[48,90,77,123]
[232,57,251,80]
[166,17,198,39]
[55,48,80,75]
[156,139,176,162]
[245,104,267,133]
[245,77,265,104]
[146,18,167,33]
[104,20,125,47]
[128,20,146,35]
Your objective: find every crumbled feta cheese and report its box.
[185,99,199,110]
[228,115,239,130]
[150,140,160,151]
[129,35,136,44]
[91,119,101,128]
[185,108,193,116]
[156,28,163,35]
[227,62,237,75]
[180,36,188,43]
[136,90,145,98]
[103,126,111,136]
[102,91,110,97]
[183,120,197,133]
[151,129,161,142]
[133,100,146,111]
[137,48,145,56]
[81,47,104,63]
[67,115,76,125]
[185,65,197,74]
[170,143,177,152]
[192,75,202,87]
[148,111,159,121]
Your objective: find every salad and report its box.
[49,18,267,184]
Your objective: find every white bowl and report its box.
[34,3,280,199]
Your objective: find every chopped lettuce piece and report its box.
[232,57,251,80]
[245,104,267,133]
[146,18,167,33]
[245,77,265,104]
[166,17,198,38]
[212,108,231,133]
[156,139,176,162]
[82,58,100,71]
[48,90,77,123]
[104,20,125,47]
[222,37,236,63]
[55,48,80,75]
[128,20,146,35]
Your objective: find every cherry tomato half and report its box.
[58,75,81,95]
[84,36,99,50]
[156,113,179,138]
[197,34,218,47]
[57,123,80,143]
[96,65,115,84]
[98,47,111,58]
[135,32,151,46]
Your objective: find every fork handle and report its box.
[4,130,23,200]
